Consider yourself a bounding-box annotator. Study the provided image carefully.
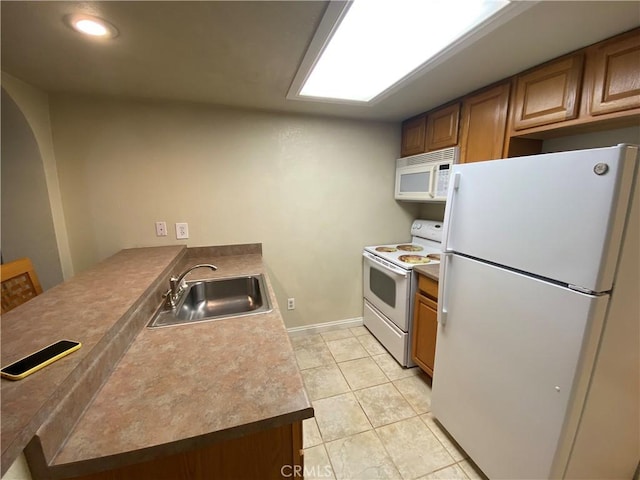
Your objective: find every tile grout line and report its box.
[296,327,473,479]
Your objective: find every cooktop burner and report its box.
[375,246,398,252]
[397,244,424,252]
[398,254,431,264]
[364,219,443,270]
[365,242,441,269]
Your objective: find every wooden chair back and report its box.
[1,257,43,314]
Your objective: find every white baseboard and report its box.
[287,317,364,337]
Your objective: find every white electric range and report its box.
[362,219,442,367]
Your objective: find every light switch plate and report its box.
[175,223,189,239]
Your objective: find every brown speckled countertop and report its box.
[1,246,185,475]
[413,263,440,282]
[2,245,312,479]
[49,252,313,478]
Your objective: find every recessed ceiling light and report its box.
[65,14,118,39]
[289,0,525,104]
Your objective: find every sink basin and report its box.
[148,274,272,328]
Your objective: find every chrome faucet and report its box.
[165,263,217,308]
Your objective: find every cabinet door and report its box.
[459,82,510,163]
[68,421,303,480]
[425,103,460,151]
[401,114,427,157]
[590,29,640,115]
[512,54,584,130]
[411,292,438,377]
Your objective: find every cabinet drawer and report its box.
[418,274,438,300]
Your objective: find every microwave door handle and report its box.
[428,165,436,198]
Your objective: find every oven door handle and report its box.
[363,251,408,277]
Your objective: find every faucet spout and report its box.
[166,263,217,308]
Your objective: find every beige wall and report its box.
[49,94,418,327]
[541,126,640,153]
[1,73,73,282]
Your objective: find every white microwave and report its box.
[394,146,458,202]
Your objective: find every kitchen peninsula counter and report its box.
[1,245,312,479]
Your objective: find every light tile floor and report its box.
[291,326,488,480]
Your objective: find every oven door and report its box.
[362,252,411,332]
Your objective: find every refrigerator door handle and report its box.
[442,172,461,253]
[439,252,452,325]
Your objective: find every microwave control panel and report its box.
[435,164,451,197]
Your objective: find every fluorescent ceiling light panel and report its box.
[299,0,510,102]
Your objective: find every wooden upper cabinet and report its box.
[589,29,640,116]
[425,103,460,151]
[459,82,510,164]
[401,104,461,157]
[512,54,584,130]
[399,29,639,161]
[401,114,427,157]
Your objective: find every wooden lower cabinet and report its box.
[412,275,439,377]
[68,421,303,480]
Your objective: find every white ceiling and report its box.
[1,1,639,122]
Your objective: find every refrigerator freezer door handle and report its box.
[442,172,461,253]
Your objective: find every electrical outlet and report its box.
[287,298,295,310]
[155,221,167,237]
[175,223,189,239]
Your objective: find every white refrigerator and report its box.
[431,144,639,479]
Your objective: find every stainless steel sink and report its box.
[148,274,272,328]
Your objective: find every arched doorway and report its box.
[1,87,63,290]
